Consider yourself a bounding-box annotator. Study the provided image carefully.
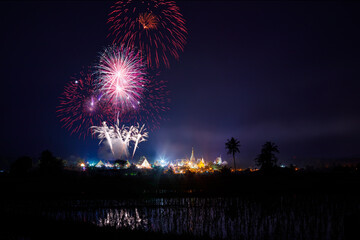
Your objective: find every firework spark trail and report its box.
[108,0,187,68]
[57,70,114,138]
[91,121,115,155]
[131,123,149,157]
[122,125,134,148]
[115,74,170,130]
[95,45,148,115]
[114,119,130,155]
[91,121,148,158]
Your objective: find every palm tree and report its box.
[225,137,241,171]
[255,141,279,170]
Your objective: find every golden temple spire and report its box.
[190,147,195,162]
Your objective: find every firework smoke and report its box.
[91,121,115,155]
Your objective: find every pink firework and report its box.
[116,73,170,130]
[108,0,187,68]
[57,70,114,138]
[96,45,148,115]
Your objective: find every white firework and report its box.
[131,123,149,158]
[91,120,148,159]
[91,121,115,156]
[95,45,147,112]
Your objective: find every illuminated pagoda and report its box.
[198,158,205,168]
[104,161,114,168]
[189,147,199,168]
[136,156,152,169]
[190,147,195,162]
[95,160,105,168]
[214,156,222,165]
[169,148,228,174]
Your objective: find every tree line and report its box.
[225,138,279,171]
[9,150,64,176]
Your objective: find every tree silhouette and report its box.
[10,156,33,176]
[38,150,64,174]
[225,137,240,171]
[255,141,279,170]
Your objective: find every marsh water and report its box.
[29,194,358,239]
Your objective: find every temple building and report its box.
[136,156,152,169]
[95,160,104,168]
[190,147,195,162]
[198,158,205,168]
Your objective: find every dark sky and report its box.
[1,1,360,168]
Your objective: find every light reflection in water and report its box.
[98,208,148,230]
[40,196,356,240]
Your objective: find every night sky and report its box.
[1,1,360,168]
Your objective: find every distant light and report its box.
[280,164,285,168]
[75,80,79,84]
[158,158,168,167]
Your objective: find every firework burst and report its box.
[96,45,148,115]
[91,121,115,155]
[108,0,187,68]
[57,70,114,138]
[131,123,148,157]
[139,12,158,30]
[116,73,170,130]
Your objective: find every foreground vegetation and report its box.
[1,165,360,200]
[1,161,359,239]
[1,147,359,239]
[1,173,359,240]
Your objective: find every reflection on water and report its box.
[98,208,148,230]
[40,195,357,239]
